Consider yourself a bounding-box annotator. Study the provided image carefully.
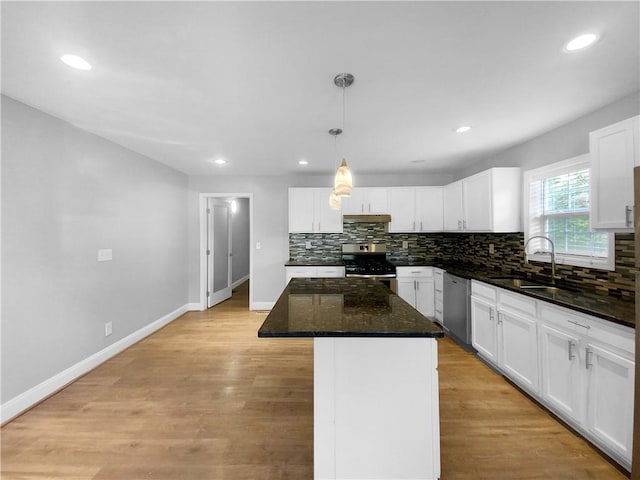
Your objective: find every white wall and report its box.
[232,197,250,284]
[1,96,189,409]
[455,91,640,178]
[187,172,453,306]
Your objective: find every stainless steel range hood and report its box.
[342,214,392,223]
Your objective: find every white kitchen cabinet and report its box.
[589,115,640,231]
[388,187,443,233]
[444,168,521,233]
[470,281,499,363]
[585,340,635,463]
[497,290,539,394]
[470,280,635,470]
[433,268,444,324]
[342,187,388,215]
[416,187,444,232]
[539,323,583,422]
[288,187,343,233]
[396,267,435,317]
[285,266,345,284]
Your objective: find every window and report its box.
[523,154,614,271]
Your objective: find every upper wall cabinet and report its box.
[444,168,521,233]
[342,187,389,215]
[289,187,343,233]
[388,187,443,233]
[589,115,640,231]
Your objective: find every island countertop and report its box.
[258,277,444,338]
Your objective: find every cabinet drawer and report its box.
[396,267,433,278]
[471,280,497,302]
[498,289,536,317]
[586,316,635,355]
[316,267,345,278]
[286,267,317,277]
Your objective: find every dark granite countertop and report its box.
[439,263,634,329]
[285,260,345,267]
[258,277,444,338]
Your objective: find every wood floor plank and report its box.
[1,281,628,479]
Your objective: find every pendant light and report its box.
[328,128,342,210]
[333,73,354,197]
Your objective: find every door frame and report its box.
[199,193,253,311]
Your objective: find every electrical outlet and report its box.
[489,243,495,254]
[105,321,113,337]
[402,241,409,249]
[305,240,312,249]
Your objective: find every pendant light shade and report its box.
[334,158,352,197]
[329,189,341,210]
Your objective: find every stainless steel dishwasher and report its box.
[443,272,473,349]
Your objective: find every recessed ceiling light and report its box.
[60,54,92,70]
[214,159,227,165]
[454,125,472,133]
[298,160,309,165]
[565,33,598,52]
[411,159,426,164]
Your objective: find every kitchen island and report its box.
[258,277,444,480]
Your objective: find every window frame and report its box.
[523,154,615,271]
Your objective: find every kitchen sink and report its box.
[488,276,565,293]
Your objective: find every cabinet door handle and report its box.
[585,348,593,369]
[420,221,423,231]
[497,312,503,325]
[368,203,371,213]
[413,221,416,231]
[568,340,576,360]
[318,222,321,231]
[361,203,364,213]
[568,319,590,330]
[463,220,467,229]
[489,308,494,321]
[625,205,634,227]
[458,220,462,230]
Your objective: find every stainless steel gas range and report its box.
[341,243,397,291]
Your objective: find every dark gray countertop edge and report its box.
[258,331,445,338]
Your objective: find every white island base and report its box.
[314,337,441,480]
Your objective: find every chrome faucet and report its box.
[524,235,557,285]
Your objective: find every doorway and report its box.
[199,193,252,311]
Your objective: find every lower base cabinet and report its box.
[396,267,435,318]
[471,280,635,471]
[285,266,345,285]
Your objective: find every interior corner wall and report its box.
[1,96,189,407]
[232,197,250,284]
[455,90,640,178]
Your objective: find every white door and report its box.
[443,181,463,231]
[396,279,417,308]
[539,323,583,422]
[388,188,416,232]
[463,170,492,231]
[207,200,232,308]
[415,278,435,317]
[585,342,635,463]
[470,296,497,364]
[415,187,444,232]
[498,309,539,394]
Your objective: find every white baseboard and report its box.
[186,302,203,311]
[251,301,274,311]
[1,303,189,425]
[231,275,250,289]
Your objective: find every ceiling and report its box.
[2,1,639,176]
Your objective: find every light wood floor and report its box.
[1,281,629,479]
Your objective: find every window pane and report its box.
[545,214,609,257]
[543,169,589,215]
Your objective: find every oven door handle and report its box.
[345,273,397,279]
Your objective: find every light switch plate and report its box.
[402,241,409,249]
[256,242,261,250]
[305,240,312,249]
[105,321,113,337]
[489,244,495,255]
[98,249,113,262]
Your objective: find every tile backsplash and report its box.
[289,223,636,298]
